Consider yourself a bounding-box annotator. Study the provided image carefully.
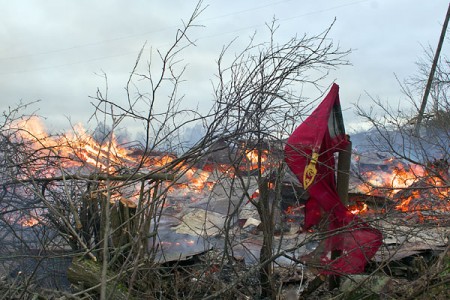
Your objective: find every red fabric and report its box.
[285,83,382,274]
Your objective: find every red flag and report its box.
[284,83,382,274]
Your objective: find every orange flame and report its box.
[395,191,419,212]
[6,116,286,232]
[11,117,137,174]
[20,216,39,227]
[356,162,424,197]
[244,149,269,172]
[283,204,304,223]
[356,156,450,218]
[284,204,304,215]
[349,202,368,215]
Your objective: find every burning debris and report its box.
[3,116,449,235]
[1,113,449,299]
[350,151,450,223]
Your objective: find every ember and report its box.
[348,201,368,215]
[19,216,39,227]
[283,204,304,222]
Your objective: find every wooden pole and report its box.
[329,136,352,290]
[415,3,450,135]
[337,137,352,206]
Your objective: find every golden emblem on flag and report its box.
[303,151,319,190]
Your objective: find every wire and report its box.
[0,52,136,75]
[0,0,370,75]
[0,0,296,61]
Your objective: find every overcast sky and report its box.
[1,0,448,136]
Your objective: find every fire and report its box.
[143,154,175,168]
[250,189,259,199]
[63,123,133,172]
[20,216,39,227]
[244,149,269,172]
[284,204,304,215]
[395,190,419,212]
[394,178,450,214]
[356,155,450,219]
[10,116,138,174]
[283,204,304,223]
[14,117,49,141]
[183,169,213,190]
[8,116,222,214]
[356,162,424,197]
[349,202,368,215]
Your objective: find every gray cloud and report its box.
[1,0,448,134]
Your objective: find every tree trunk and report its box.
[258,179,275,299]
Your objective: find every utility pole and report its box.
[415,3,450,135]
